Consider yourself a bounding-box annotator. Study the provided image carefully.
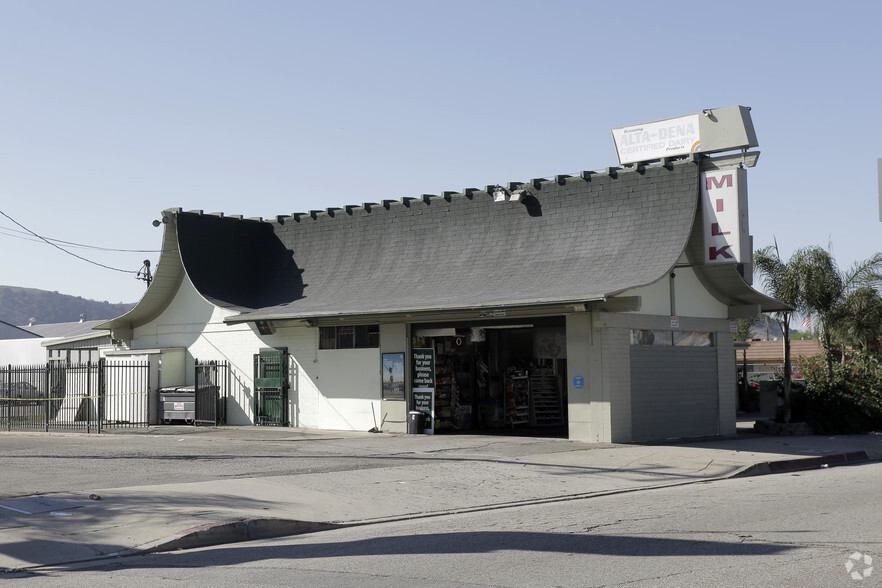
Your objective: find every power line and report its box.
[0,209,142,275]
[0,226,162,253]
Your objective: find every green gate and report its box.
[253,348,289,426]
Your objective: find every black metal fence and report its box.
[194,359,229,426]
[1,360,150,433]
[1,359,231,433]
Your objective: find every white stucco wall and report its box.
[566,313,613,443]
[315,348,382,431]
[128,276,384,430]
[379,323,408,433]
[623,265,729,319]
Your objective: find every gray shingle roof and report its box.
[177,160,702,321]
[17,319,107,339]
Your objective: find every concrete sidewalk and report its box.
[1,427,881,573]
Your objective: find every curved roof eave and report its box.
[95,215,186,331]
[222,294,613,324]
[693,263,791,314]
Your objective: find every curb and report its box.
[140,517,340,553]
[732,450,882,478]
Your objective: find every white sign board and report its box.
[701,168,749,264]
[611,114,700,164]
[611,106,759,166]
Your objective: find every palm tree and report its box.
[753,244,803,422]
[792,248,882,375]
[830,286,882,352]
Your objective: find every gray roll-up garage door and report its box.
[630,346,718,441]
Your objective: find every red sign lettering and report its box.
[711,223,730,236]
[709,245,734,260]
[706,174,733,190]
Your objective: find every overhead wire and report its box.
[0,226,163,253]
[0,209,156,276]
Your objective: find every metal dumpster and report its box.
[159,387,196,424]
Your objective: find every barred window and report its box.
[319,325,380,349]
[630,330,714,347]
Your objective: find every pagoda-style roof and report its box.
[99,156,786,330]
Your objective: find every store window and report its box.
[630,330,713,347]
[319,325,380,349]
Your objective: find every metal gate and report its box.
[194,359,229,426]
[253,348,288,426]
[2,360,150,433]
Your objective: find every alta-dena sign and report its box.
[611,106,758,165]
[611,114,700,164]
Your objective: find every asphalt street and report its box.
[1,425,880,580]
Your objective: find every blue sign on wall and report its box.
[573,376,584,389]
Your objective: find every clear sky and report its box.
[1,0,880,309]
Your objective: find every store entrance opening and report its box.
[413,319,567,437]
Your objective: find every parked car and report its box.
[0,382,40,400]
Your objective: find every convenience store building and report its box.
[98,107,785,442]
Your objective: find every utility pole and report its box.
[136,260,152,288]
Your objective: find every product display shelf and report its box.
[434,360,458,431]
[504,374,530,427]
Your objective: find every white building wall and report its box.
[379,323,407,433]
[671,266,730,319]
[0,338,57,365]
[625,277,671,316]
[623,265,730,319]
[566,313,614,443]
[316,349,382,431]
[130,277,258,425]
[128,276,383,430]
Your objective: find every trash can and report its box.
[407,410,426,434]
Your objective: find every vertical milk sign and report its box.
[702,168,749,264]
[411,348,435,434]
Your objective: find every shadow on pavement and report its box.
[20,530,798,576]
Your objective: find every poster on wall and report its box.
[534,327,566,360]
[382,353,405,400]
[411,348,435,434]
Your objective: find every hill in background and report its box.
[0,286,135,326]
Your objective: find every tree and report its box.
[754,244,803,422]
[791,330,815,341]
[830,286,882,351]
[733,317,755,342]
[791,248,882,375]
